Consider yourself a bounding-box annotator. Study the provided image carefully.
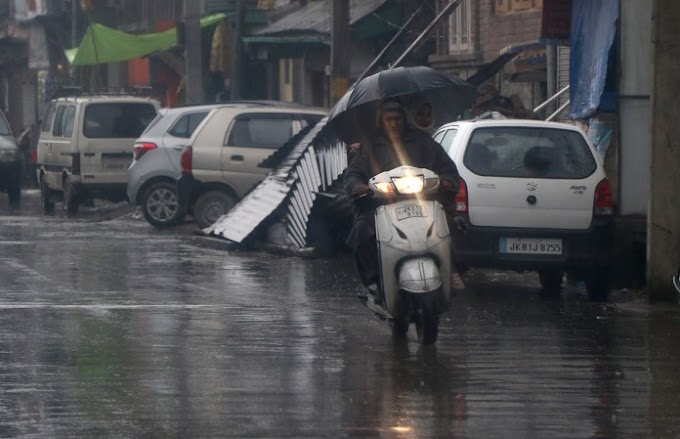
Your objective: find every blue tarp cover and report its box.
[568,0,619,119]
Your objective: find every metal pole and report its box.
[533,85,569,113]
[183,0,204,103]
[354,5,424,85]
[546,43,557,114]
[71,0,78,50]
[545,100,570,121]
[231,0,247,100]
[330,0,350,105]
[391,0,462,69]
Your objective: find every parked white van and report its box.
[37,95,159,214]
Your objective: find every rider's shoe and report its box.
[357,282,379,302]
[367,282,385,305]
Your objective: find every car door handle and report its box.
[172,146,185,151]
[231,155,244,162]
[83,152,95,157]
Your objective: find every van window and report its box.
[41,104,56,132]
[62,106,76,137]
[168,111,209,138]
[226,115,295,149]
[52,106,67,136]
[83,103,157,139]
[464,127,598,179]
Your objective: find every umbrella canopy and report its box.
[327,66,476,144]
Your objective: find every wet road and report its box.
[1,192,680,438]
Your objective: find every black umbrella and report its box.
[327,66,477,144]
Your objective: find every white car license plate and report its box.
[395,204,428,221]
[500,238,563,255]
[102,156,131,170]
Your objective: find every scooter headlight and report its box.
[392,175,424,194]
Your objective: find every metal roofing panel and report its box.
[255,0,387,35]
[204,118,328,242]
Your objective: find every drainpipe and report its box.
[546,43,557,114]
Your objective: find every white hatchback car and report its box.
[434,119,614,301]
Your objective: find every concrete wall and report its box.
[648,0,680,300]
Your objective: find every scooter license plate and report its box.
[395,204,428,221]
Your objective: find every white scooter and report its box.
[357,166,453,344]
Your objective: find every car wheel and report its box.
[193,190,236,229]
[40,178,55,215]
[141,180,186,228]
[63,177,80,216]
[538,269,564,296]
[585,268,610,302]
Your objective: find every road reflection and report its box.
[1,211,680,438]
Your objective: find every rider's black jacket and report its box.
[343,128,460,206]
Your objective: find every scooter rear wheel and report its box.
[390,313,410,339]
[414,293,439,345]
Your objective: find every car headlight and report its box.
[0,148,17,162]
[392,175,424,194]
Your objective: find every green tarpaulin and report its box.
[66,13,227,66]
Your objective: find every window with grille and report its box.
[448,0,472,53]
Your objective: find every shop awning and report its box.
[243,34,330,45]
[243,0,398,47]
[66,13,227,66]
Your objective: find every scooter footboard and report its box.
[399,257,442,293]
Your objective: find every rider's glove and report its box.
[351,183,371,196]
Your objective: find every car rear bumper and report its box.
[452,216,615,271]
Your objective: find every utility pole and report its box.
[647,0,680,301]
[183,0,204,103]
[70,0,79,82]
[231,0,247,100]
[330,0,350,105]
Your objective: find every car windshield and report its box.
[464,126,598,179]
[0,113,10,136]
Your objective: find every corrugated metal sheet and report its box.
[255,0,387,35]
[203,117,347,247]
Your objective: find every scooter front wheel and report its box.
[414,293,439,345]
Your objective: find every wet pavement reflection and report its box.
[1,196,680,438]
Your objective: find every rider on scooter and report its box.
[343,99,460,295]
